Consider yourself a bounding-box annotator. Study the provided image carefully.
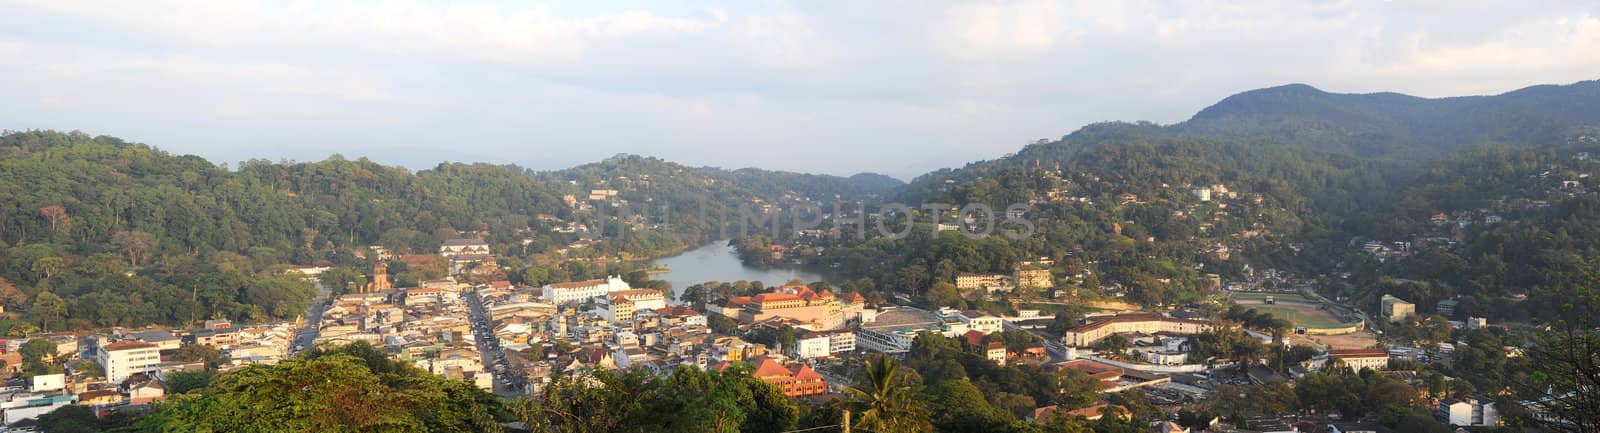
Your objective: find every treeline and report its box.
[0,131,881,331]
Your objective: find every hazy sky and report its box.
[2,1,1597,179]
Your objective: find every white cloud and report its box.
[0,0,1596,178]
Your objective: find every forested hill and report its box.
[1181,80,1600,158]
[815,79,1600,321]
[0,130,889,332]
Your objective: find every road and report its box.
[291,282,333,356]
[1004,319,1069,360]
[463,289,523,398]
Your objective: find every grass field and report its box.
[1229,292,1316,303]
[1245,304,1349,329]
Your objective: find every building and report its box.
[1436,299,1458,317]
[1467,317,1488,330]
[1192,187,1212,202]
[438,238,490,258]
[542,276,631,304]
[1061,313,1213,347]
[98,340,162,384]
[603,297,637,324]
[954,310,1004,334]
[790,331,832,360]
[956,273,1013,293]
[1437,398,1499,427]
[985,342,1007,364]
[1329,348,1389,371]
[1381,295,1415,323]
[735,286,842,330]
[857,307,947,354]
[1015,268,1052,289]
[749,357,827,398]
[608,289,666,311]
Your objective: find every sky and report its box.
[1,1,1597,179]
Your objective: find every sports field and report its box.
[1244,304,1349,329]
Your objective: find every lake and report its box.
[653,241,826,303]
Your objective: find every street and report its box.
[462,289,524,398]
[290,282,333,356]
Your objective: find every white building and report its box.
[438,238,490,257]
[953,310,1004,334]
[790,332,832,360]
[857,308,948,354]
[98,340,162,384]
[1438,399,1500,427]
[542,276,631,304]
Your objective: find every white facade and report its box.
[542,276,631,304]
[792,334,832,360]
[98,341,162,384]
[828,331,856,354]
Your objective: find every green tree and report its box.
[171,344,227,370]
[844,354,933,433]
[137,351,508,432]
[31,290,67,330]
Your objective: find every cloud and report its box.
[0,0,1596,178]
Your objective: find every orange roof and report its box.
[728,296,753,307]
[1329,348,1387,358]
[753,293,802,303]
[963,330,987,346]
[104,341,158,351]
[549,279,607,289]
[752,358,793,378]
[841,292,865,303]
[791,364,823,381]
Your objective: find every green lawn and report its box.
[1246,305,1349,329]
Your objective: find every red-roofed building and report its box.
[749,357,827,398]
[1058,359,1123,388]
[736,287,843,330]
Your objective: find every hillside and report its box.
[785,79,1600,321]
[0,130,887,331]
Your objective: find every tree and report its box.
[20,338,62,377]
[163,370,212,395]
[844,354,933,433]
[926,281,963,309]
[31,291,67,331]
[112,230,157,267]
[39,205,69,232]
[171,344,227,370]
[1520,317,1600,432]
[0,276,27,310]
[137,351,509,432]
[32,256,63,281]
[37,405,102,433]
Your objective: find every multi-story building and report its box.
[98,341,162,383]
[1014,268,1052,289]
[542,276,631,304]
[603,297,636,324]
[608,289,666,311]
[1328,348,1389,371]
[749,357,827,398]
[1381,294,1415,323]
[955,273,1013,293]
[1062,313,1212,347]
[952,310,1004,334]
[438,238,490,258]
[735,286,842,330]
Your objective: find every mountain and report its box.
[810,79,1600,321]
[1180,80,1600,158]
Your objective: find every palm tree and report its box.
[842,354,930,433]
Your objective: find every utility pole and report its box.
[841,409,850,433]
